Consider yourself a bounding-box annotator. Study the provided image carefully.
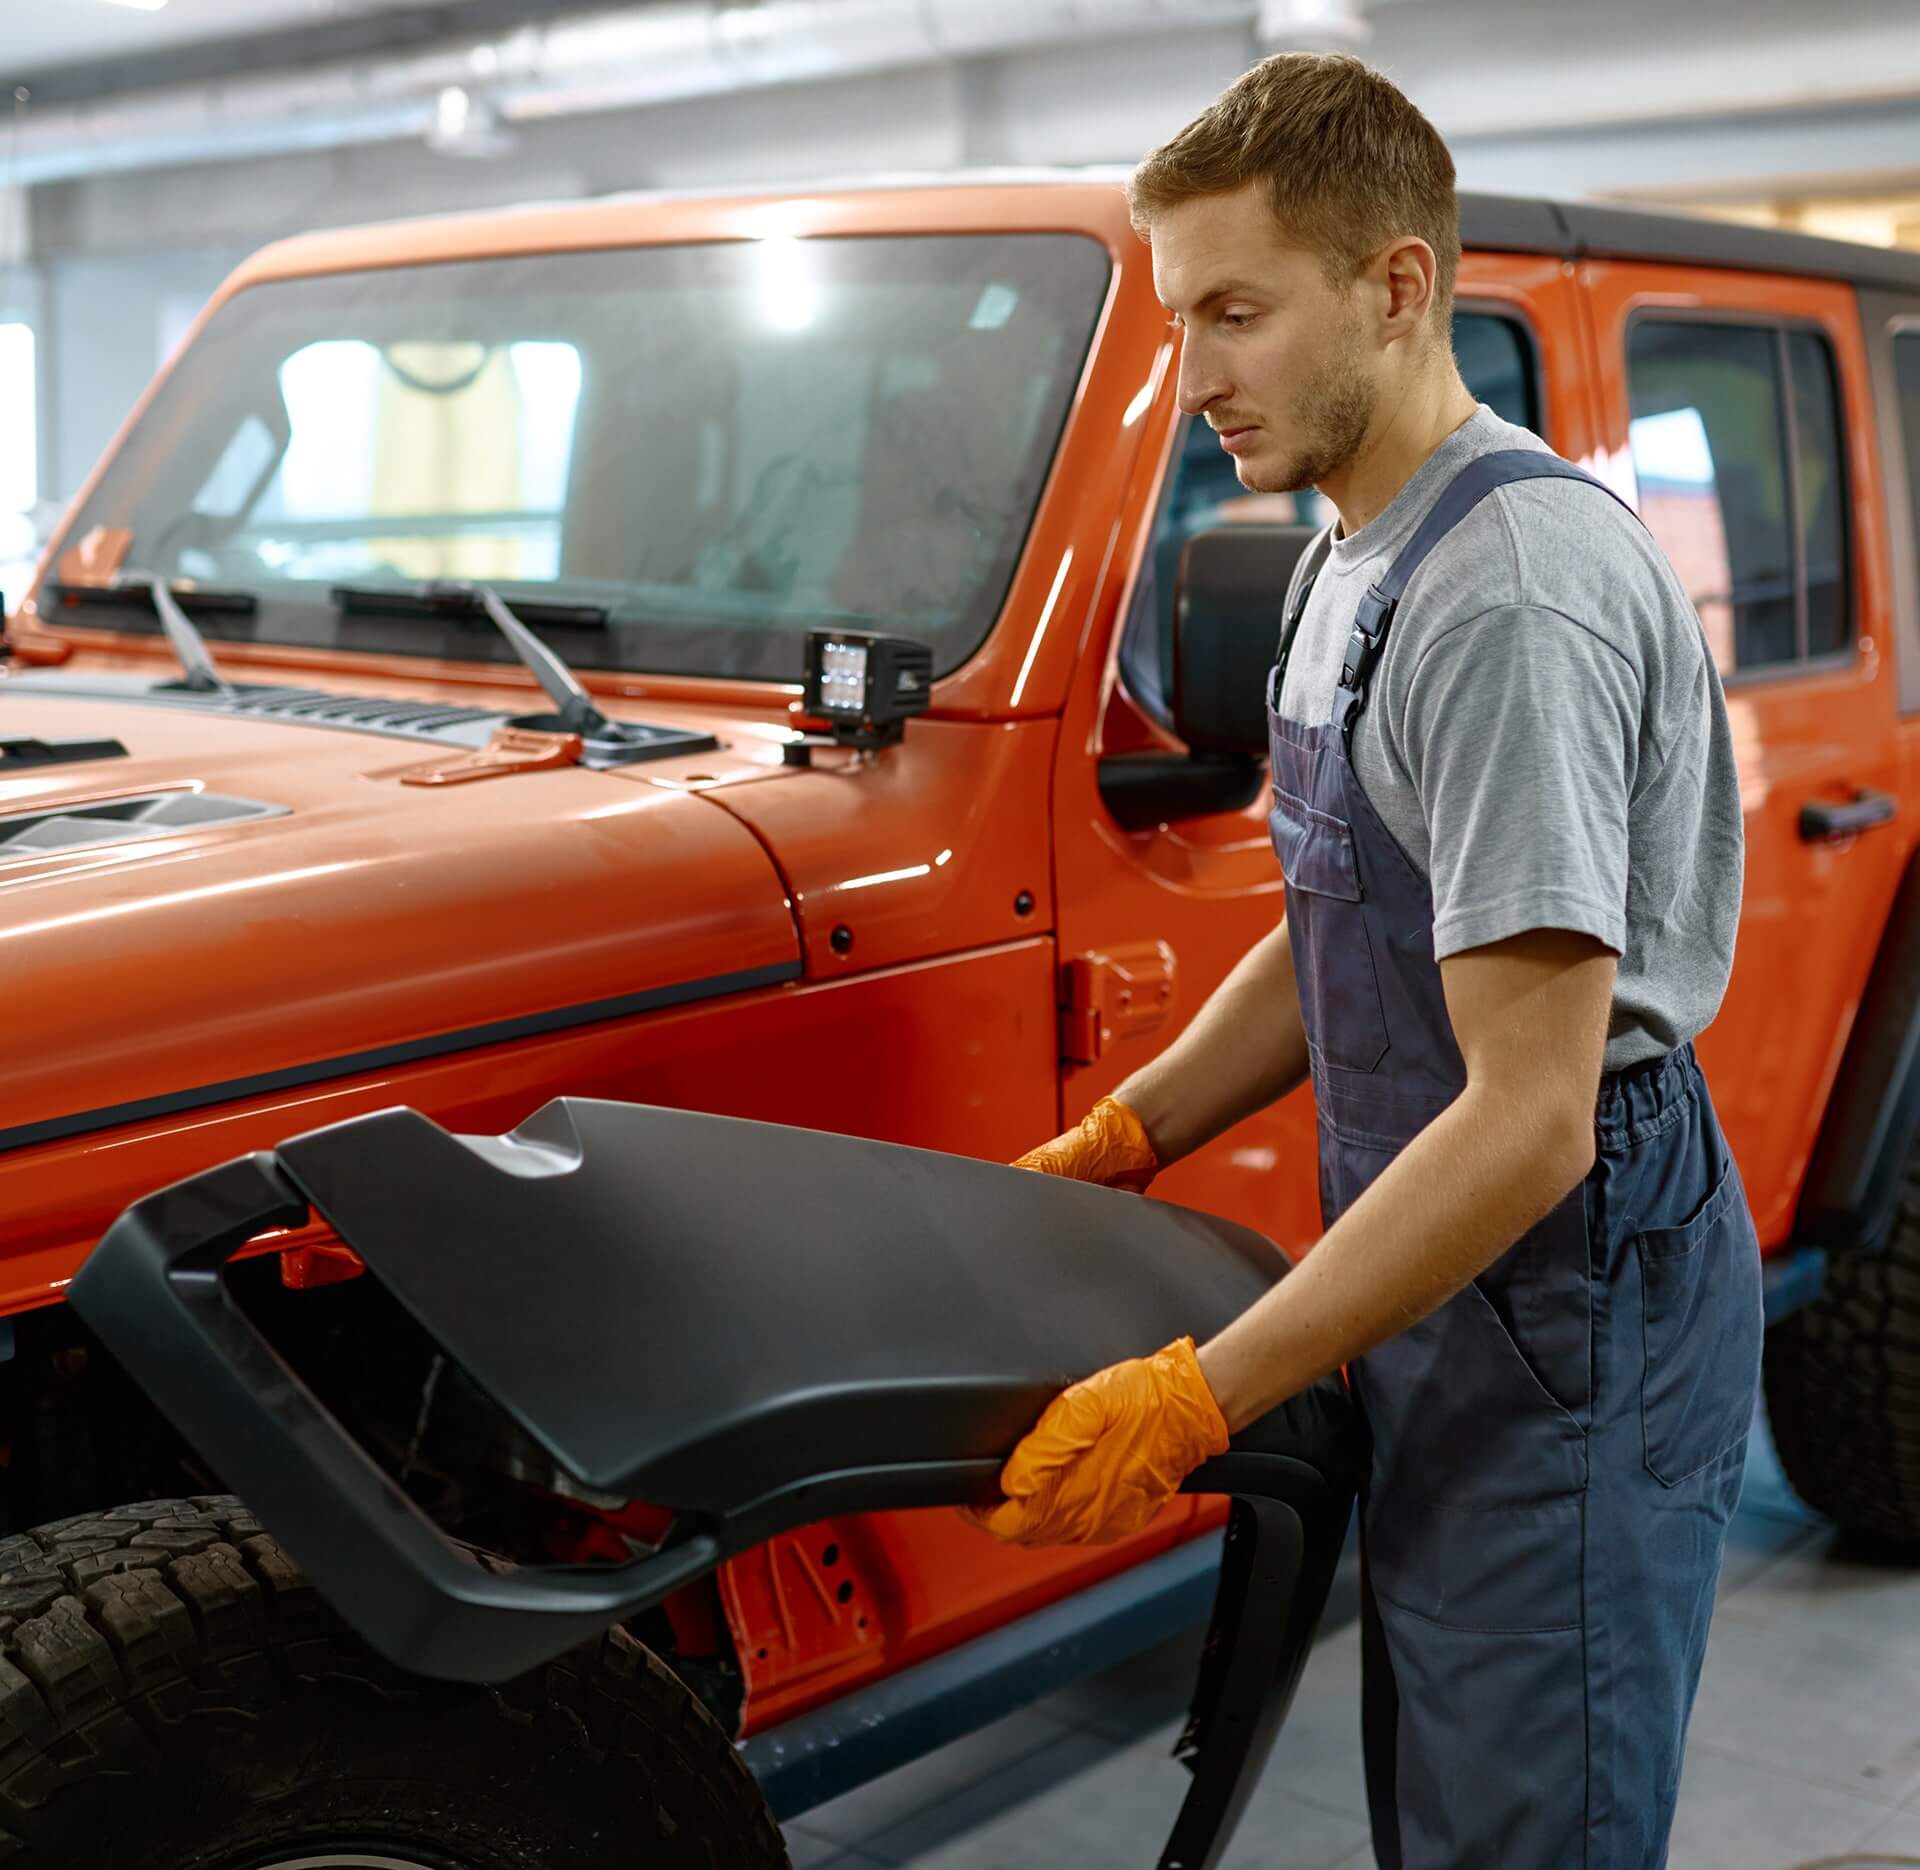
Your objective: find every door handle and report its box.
[1799,788,1897,843]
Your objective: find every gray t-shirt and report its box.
[1277,405,1743,1071]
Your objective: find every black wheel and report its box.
[0,1496,790,1868]
[1765,1152,1920,1555]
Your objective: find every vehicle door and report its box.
[1577,263,1907,1245]
[1052,255,1602,1248]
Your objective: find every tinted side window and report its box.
[1120,309,1539,725]
[1788,330,1851,658]
[1454,313,1536,433]
[1895,333,1920,604]
[1627,320,1851,674]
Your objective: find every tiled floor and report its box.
[780,1416,1920,1868]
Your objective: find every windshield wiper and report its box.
[328,582,640,748]
[48,576,245,696]
[331,584,608,631]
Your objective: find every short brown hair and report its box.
[1130,53,1460,331]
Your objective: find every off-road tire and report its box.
[0,1494,791,1868]
[1765,1154,1920,1554]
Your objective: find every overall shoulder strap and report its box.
[1375,449,1634,608]
[1269,523,1336,693]
[1331,450,1635,745]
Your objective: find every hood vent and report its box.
[15,673,505,751]
[0,735,131,770]
[204,683,504,736]
[0,791,286,859]
[10,674,716,766]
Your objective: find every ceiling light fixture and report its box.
[433,84,472,142]
[715,4,775,55]
[425,83,515,159]
[1256,0,1370,47]
[99,0,171,12]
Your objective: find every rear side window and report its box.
[1119,308,1540,727]
[1453,313,1536,434]
[1627,319,1852,675]
[1895,332,1920,602]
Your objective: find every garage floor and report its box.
[781,1414,1920,1869]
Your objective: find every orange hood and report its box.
[0,688,800,1152]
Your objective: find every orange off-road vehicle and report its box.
[0,177,1918,1867]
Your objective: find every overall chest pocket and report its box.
[1268,786,1390,1075]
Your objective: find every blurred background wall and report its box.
[2,0,1918,596]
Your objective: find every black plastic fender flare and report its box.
[1796,841,1920,1255]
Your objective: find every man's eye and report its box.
[1222,310,1257,329]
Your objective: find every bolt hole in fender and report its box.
[71,1101,1361,1870]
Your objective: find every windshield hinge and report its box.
[1059,941,1177,1066]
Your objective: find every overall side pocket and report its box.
[1637,1156,1763,1486]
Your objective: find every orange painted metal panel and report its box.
[0,696,800,1152]
[684,719,1058,978]
[730,1501,1204,1735]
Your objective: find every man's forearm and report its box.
[1195,1078,1595,1433]
[1114,917,1310,1166]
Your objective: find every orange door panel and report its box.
[1053,255,1604,1253]
[1578,263,1907,1245]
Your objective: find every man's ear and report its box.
[1375,236,1438,345]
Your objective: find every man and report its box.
[963,52,1762,1870]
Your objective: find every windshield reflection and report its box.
[54,235,1112,684]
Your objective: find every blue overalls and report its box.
[1266,450,1764,1868]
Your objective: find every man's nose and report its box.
[1174,343,1230,417]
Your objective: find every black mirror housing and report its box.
[1171,524,1320,756]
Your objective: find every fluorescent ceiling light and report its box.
[433,85,472,141]
[425,82,515,158]
[100,0,171,11]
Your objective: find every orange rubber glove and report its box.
[959,1337,1231,1547]
[1013,1095,1159,1193]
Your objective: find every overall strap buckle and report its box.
[1338,587,1396,695]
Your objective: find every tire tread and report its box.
[1767,1150,1920,1551]
[0,1496,788,1866]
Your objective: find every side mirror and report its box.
[1099,523,1319,831]
[1172,524,1320,754]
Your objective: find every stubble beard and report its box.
[1240,327,1375,497]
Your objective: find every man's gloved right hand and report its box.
[1014,1095,1159,1193]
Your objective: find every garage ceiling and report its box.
[7,0,1918,209]
[9,0,427,73]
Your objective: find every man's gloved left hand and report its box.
[959,1337,1231,1547]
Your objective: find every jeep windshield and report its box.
[51,234,1111,683]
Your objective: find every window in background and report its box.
[209,337,585,587]
[1893,331,1920,621]
[1789,329,1850,658]
[0,322,36,603]
[1627,319,1851,674]
[1120,308,1540,730]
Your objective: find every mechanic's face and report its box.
[1153,184,1375,496]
